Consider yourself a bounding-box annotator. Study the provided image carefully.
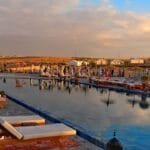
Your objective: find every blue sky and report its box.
[80,0,150,13]
[112,0,150,12]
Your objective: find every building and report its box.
[95,59,108,65]
[130,58,145,64]
[31,64,41,72]
[82,61,89,66]
[110,59,124,66]
[67,60,83,67]
[9,65,40,73]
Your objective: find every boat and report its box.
[91,77,150,93]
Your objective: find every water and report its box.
[0,77,150,150]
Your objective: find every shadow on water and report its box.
[127,94,149,110]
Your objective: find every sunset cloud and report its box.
[0,0,149,57]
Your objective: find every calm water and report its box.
[0,77,150,150]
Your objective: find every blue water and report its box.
[0,77,150,150]
[102,125,150,150]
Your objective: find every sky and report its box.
[0,0,150,57]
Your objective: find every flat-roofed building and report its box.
[110,59,124,65]
[130,58,145,64]
[95,59,108,65]
[67,60,83,67]
[10,65,40,73]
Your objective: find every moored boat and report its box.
[91,78,150,93]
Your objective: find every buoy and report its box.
[105,130,123,150]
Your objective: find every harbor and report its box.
[0,86,101,150]
[0,72,150,96]
[0,74,150,149]
[0,0,150,149]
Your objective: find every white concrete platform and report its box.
[16,123,76,140]
[1,115,45,125]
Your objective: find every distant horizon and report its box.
[0,55,149,59]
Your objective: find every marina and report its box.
[0,73,150,96]
[0,75,150,149]
[0,0,150,149]
[0,89,100,150]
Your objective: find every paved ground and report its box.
[0,100,102,150]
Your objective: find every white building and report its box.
[31,64,40,72]
[82,61,89,66]
[68,60,83,67]
[130,58,145,64]
[111,59,124,65]
[95,59,108,65]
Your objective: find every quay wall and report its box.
[6,94,105,149]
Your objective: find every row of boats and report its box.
[90,78,150,92]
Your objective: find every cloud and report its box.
[0,0,149,57]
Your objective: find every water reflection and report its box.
[0,78,150,149]
[127,95,139,108]
[101,90,115,108]
[139,95,149,110]
[36,79,91,95]
[127,94,149,110]
[28,79,150,111]
[23,79,150,111]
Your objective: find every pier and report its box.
[1,73,150,96]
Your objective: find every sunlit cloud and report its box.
[0,0,149,57]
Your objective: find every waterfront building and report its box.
[82,61,89,66]
[68,60,83,67]
[130,58,145,64]
[110,59,124,66]
[95,59,108,65]
[31,64,40,73]
[145,58,150,65]
[10,65,40,73]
